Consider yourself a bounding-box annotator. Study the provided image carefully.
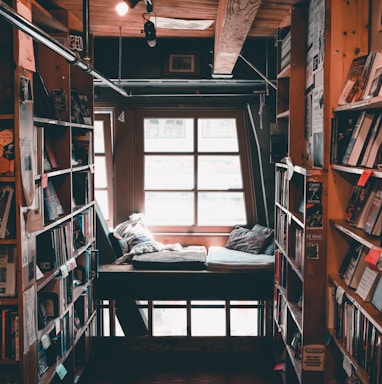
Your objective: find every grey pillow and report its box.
[225,224,274,254]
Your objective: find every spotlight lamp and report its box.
[143,17,156,47]
[115,2,129,16]
[144,0,153,13]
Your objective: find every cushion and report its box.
[207,246,274,271]
[225,224,274,254]
[131,246,207,270]
[113,214,158,256]
[263,240,275,255]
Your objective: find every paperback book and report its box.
[0,245,16,296]
[338,54,370,105]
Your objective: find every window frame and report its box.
[134,108,256,233]
[94,110,114,228]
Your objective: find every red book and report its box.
[44,139,59,169]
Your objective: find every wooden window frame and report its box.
[94,110,114,228]
[134,107,257,233]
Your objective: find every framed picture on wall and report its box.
[163,52,200,76]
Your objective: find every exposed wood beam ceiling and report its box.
[213,0,262,75]
[33,0,306,75]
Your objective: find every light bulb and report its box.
[115,2,129,16]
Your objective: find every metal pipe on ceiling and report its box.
[239,54,277,91]
[0,0,128,97]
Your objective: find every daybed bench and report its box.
[95,211,275,339]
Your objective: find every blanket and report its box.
[131,245,207,270]
[206,246,274,271]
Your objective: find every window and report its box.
[94,111,114,227]
[102,300,269,337]
[135,109,256,232]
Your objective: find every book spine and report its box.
[1,308,6,359]
[347,112,375,166]
[14,314,19,361]
[342,111,366,165]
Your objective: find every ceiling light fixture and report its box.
[115,1,129,16]
[142,0,156,48]
[144,0,153,13]
[143,17,156,47]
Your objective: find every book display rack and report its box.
[0,1,97,383]
[273,163,327,383]
[273,3,307,165]
[273,3,328,383]
[328,102,382,383]
[325,0,382,382]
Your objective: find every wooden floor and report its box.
[79,348,283,384]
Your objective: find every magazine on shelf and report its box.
[337,54,369,105]
[0,245,16,296]
[0,184,14,239]
[0,126,14,176]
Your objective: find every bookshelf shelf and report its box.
[330,219,381,249]
[332,164,382,178]
[273,4,307,166]
[0,298,18,306]
[326,3,382,381]
[277,64,291,79]
[333,95,382,113]
[327,328,369,384]
[0,114,14,120]
[273,162,327,383]
[329,274,382,331]
[0,1,96,383]
[276,110,290,119]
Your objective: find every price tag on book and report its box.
[364,247,382,271]
[55,317,62,335]
[66,257,77,271]
[41,173,48,189]
[41,334,51,350]
[357,169,372,186]
[60,264,69,278]
[342,355,353,377]
[56,363,68,380]
[335,286,345,304]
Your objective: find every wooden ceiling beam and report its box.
[213,0,262,76]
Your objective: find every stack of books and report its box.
[332,110,382,168]
[345,177,382,237]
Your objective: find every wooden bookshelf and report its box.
[273,2,330,383]
[273,3,308,166]
[273,162,327,383]
[324,0,382,382]
[0,1,96,383]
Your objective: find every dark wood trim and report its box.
[93,335,273,354]
[96,264,274,301]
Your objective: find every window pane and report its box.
[145,192,194,225]
[198,192,246,225]
[230,302,259,336]
[95,190,109,221]
[191,306,226,336]
[153,307,186,336]
[144,118,194,152]
[145,156,194,189]
[198,156,243,189]
[94,156,107,188]
[94,120,105,153]
[198,118,238,152]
